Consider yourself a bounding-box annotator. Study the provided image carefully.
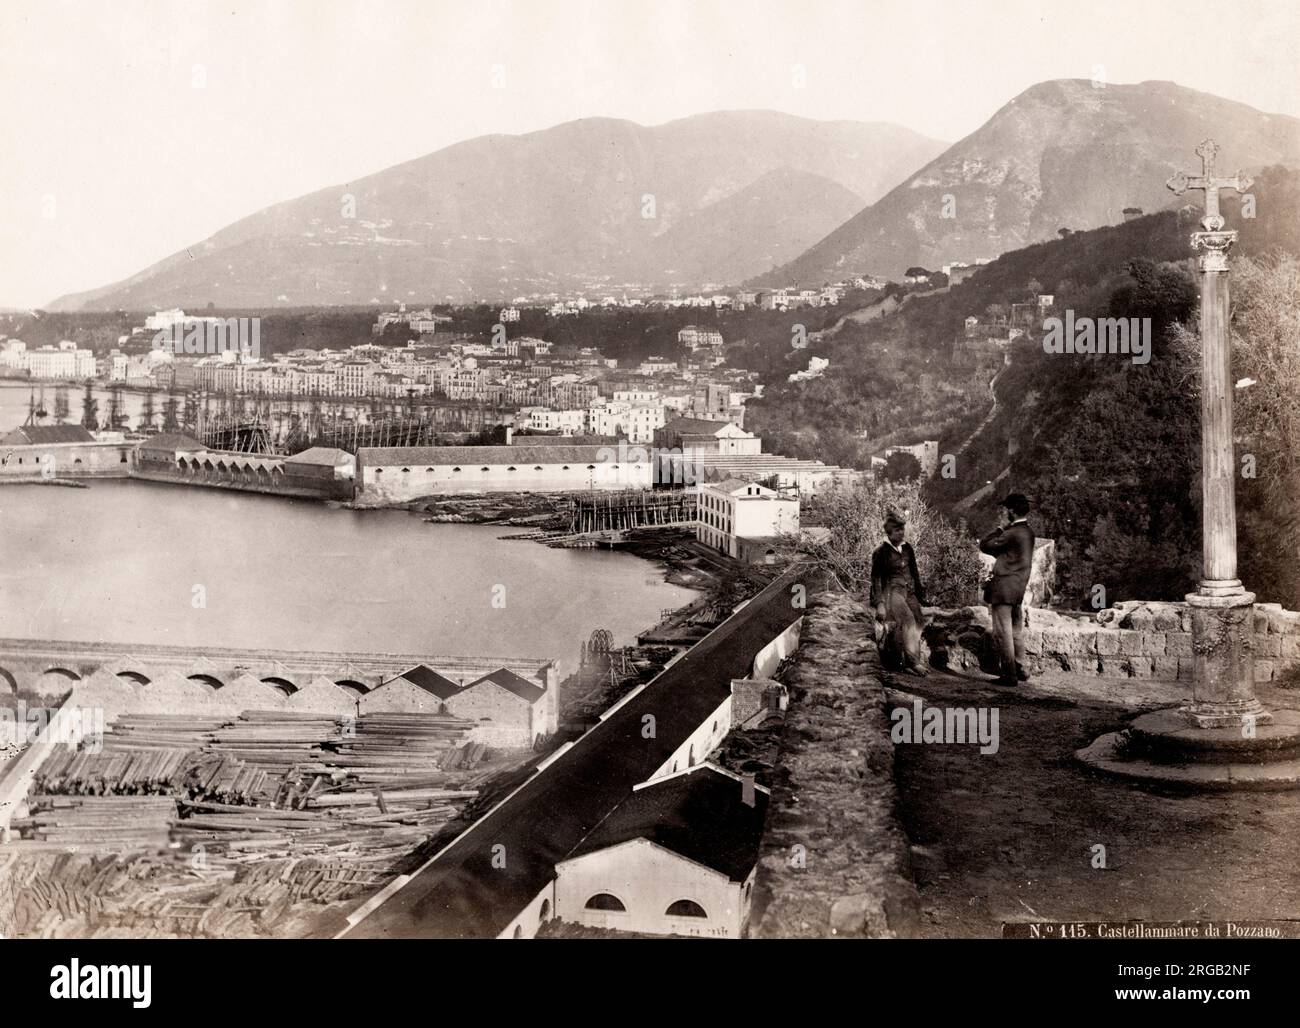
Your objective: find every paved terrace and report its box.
[338,564,821,939]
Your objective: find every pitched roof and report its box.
[564,764,769,881]
[357,445,633,467]
[466,667,546,704]
[284,446,353,465]
[137,432,204,452]
[396,665,462,700]
[509,434,620,447]
[2,424,95,445]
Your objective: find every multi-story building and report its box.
[695,479,799,561]
[677,326,724,350]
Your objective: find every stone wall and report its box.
[749,589,920,938]
[924,599,1300,684]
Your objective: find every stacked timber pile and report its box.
[8,796,177,851]
[0,851,395,939]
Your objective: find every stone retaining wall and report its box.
[924,599,1300,684]
[749,588,920,938]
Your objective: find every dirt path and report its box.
[885,667,1300,937]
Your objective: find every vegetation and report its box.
[803,479,985,608]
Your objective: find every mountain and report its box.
[759,80,1300,286]
[49,111,945,310]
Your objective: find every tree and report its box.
[881,450,923,483]
[802,479,984,606]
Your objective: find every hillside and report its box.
[49,111,945,311]
[759,79,1300,286]
[747,165,1300,607]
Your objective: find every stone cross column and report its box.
[1166,139,1265,728]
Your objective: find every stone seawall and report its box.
[749,588,920,938]
[924,599,1300,684]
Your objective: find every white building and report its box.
[696,479,799,560]
[553,764,768,939]
[356,444,653,501]
[677,326,724,350]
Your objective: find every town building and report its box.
[361,664,557,748]
[696,479,799,560]
[552,764,768,938]
[355,444,653,501]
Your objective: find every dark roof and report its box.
[137,432,204,452]
[284,446,353,465]
[466,667,546,704]
[565,765,769,881]
[509,434,620,447]
[397,665,462,700]
[658,416,731,439]
[357,445,630,467]
[2,425,94,445]
[340,565,818,939]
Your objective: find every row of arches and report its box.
[177,456,284,478]
[0,666,370,698]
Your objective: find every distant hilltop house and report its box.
[943,262,981,288]
[1122,206,1144,222]
[903,266,934,284]
[677,326,724,350]
[361,664,557,748]
[499,306,521,323]
[880,440,940,478]
[372,305,450,337]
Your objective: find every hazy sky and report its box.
[3,0,1298,308]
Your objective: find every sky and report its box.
[3,0,1299,308]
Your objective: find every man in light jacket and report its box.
[979,493,1035,686]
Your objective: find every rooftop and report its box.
[564,764,769,882]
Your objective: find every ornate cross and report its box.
[1166,138,1253,232]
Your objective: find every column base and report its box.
[1184,589,1259,726]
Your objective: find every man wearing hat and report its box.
[980,493,1035,686]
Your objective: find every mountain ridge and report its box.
[754,79,1300,287]
[48,110,946,310]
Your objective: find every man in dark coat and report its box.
[979,493,1035,686]
[870,514,928,676]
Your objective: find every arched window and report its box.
[452,467,461,472]
[375,468,383,474]
[534,466,543,471]
[513,925,523,939]
[539,899,551,921]
[481,466,490,472]
[401,467,410,473]
[562,465,570,470]
[586,465,596,471]
[665,900,707,918]
[507,466,517,472]
[584,893,626,912]
[426,467,434,473]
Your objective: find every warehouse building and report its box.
[355,444,652,501]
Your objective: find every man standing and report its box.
[980,493,1035,686]
[871,514,929,676]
